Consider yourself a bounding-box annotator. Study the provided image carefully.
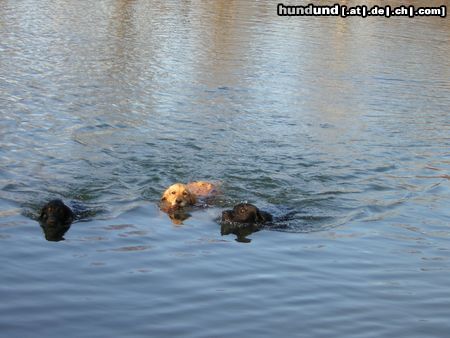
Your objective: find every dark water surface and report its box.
[1,0,450,337]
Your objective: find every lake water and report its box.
[1,1,449,337]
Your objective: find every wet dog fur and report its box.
[39,199,74,241]
[160,181,218,210]
[221,203,273,224]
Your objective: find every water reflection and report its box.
[166,209,192,226]
[39,220,71,241]
[220,222,260,243]
[1,1,450,337]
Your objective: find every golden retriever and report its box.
[160,181,218,210]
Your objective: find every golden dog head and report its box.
[161,183,196,208]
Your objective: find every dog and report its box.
[186,181,217,197]
[221,203,273,224]
[160,183,197,209]
[160,181,218,210]
[39,199,74,241]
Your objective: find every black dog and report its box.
[221,203,273,224]
[39,199,74,241]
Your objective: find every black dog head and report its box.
[221,203,273,224]
[39,199,74,226]
[39,199,74,241]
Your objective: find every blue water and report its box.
[1,1,449,337]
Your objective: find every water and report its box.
[1,0,449,337]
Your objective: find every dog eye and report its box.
[171,191,176,195]
[182,191,187,195]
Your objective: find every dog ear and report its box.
[161,196,166,201]
[39,208,47,220]
[64,207,74,223]
[255,210,264,223]
[258,210,273,223]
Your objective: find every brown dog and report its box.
[39,199,74,241]
[39,199,74,227]
[221,203,273,224]
[160,181,218,210]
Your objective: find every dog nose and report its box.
[175,198,182,204]
[46,216,58,226]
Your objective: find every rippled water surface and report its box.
[1,1,450,337]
